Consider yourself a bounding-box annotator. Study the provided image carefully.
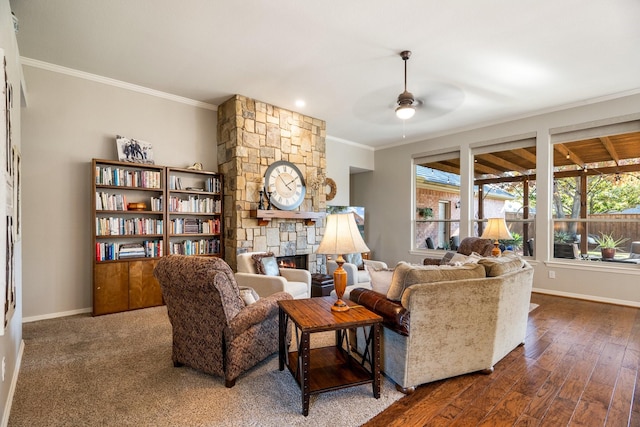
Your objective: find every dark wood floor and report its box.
[364,293,640,426]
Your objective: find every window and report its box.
[472,139,537,257]
[413,152,460,251]
[552,130,640,261]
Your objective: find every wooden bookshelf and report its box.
[166,167,224,258]
[91,160,224,315]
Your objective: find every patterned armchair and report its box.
[423,237,494,265]
[154,255,292,387]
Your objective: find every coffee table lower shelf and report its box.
[286,346,373,393]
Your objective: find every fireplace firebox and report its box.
[276,254,308,269]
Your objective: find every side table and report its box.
[310,273,334,297]
[278,297,382,416]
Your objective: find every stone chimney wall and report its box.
[217,95,327,272]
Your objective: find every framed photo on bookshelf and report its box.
[115,135,155,164]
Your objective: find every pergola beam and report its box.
[477,153,530,174]
[554,143,586,168]
[599,136,621,166]
[513,148,537,166]
[474,161,502,176]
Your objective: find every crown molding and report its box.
[20,57,217,111]
[325,135,374,151]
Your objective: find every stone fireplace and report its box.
[217,95,327,273]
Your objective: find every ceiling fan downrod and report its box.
[396,50,415,120]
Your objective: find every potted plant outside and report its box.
[416,207,433,219]
[594,232,628,260]
[500,232,523,251]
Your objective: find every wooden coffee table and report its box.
[278,296,382,416]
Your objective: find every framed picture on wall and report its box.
[14,149,20,238]
[115,135,155,164]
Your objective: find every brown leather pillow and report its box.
[251,252,280,276]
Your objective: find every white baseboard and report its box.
[23,307,92,323]
[1,340,24,427]
[532,287,640,308]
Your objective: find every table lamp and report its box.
[316,213,370,312]
[480,217,513,257]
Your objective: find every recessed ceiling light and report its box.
[295,100,306,108]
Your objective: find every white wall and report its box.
[326,136,374,206]
[353,93,640,307]
[20,65,217,320]
[0,0,22,422]
[18,65,373,322]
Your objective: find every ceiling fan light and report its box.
[396,104,415,120]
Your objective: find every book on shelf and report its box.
[96,217,164,236]
[169,237,221,255]
[95,166,161,189]
[169,175,183,190]
[168,196,221,213]
[96,192,128,211]
[169,218,221,234]
[204,177,222,193]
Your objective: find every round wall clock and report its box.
[264,160,306,210]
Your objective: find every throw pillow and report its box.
[449,251,483,266]
[238,286,260,305]
[365,264,395,294]
[387,261,486,301]
[440,251,455,265]
[251,252,281,276]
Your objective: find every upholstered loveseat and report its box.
[349,253,534,393]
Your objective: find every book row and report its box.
[95,240,163,261]
[169,238,221,255]
[95,166,162,189]
[96,217,164,236]
[95,192,163,212]
[169,218,222,235]
[169,175,222,193]
[168,196,221,213]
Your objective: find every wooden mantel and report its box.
[250,210,326,226]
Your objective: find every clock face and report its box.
[265,161,306,210]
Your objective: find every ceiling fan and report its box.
[396,50,417,120]
[352,50,464,127]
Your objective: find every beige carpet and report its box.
[9,305,403,427]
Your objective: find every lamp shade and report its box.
[480,217,513,240]
[317,213,370,255]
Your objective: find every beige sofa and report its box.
[350,254,534,393]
